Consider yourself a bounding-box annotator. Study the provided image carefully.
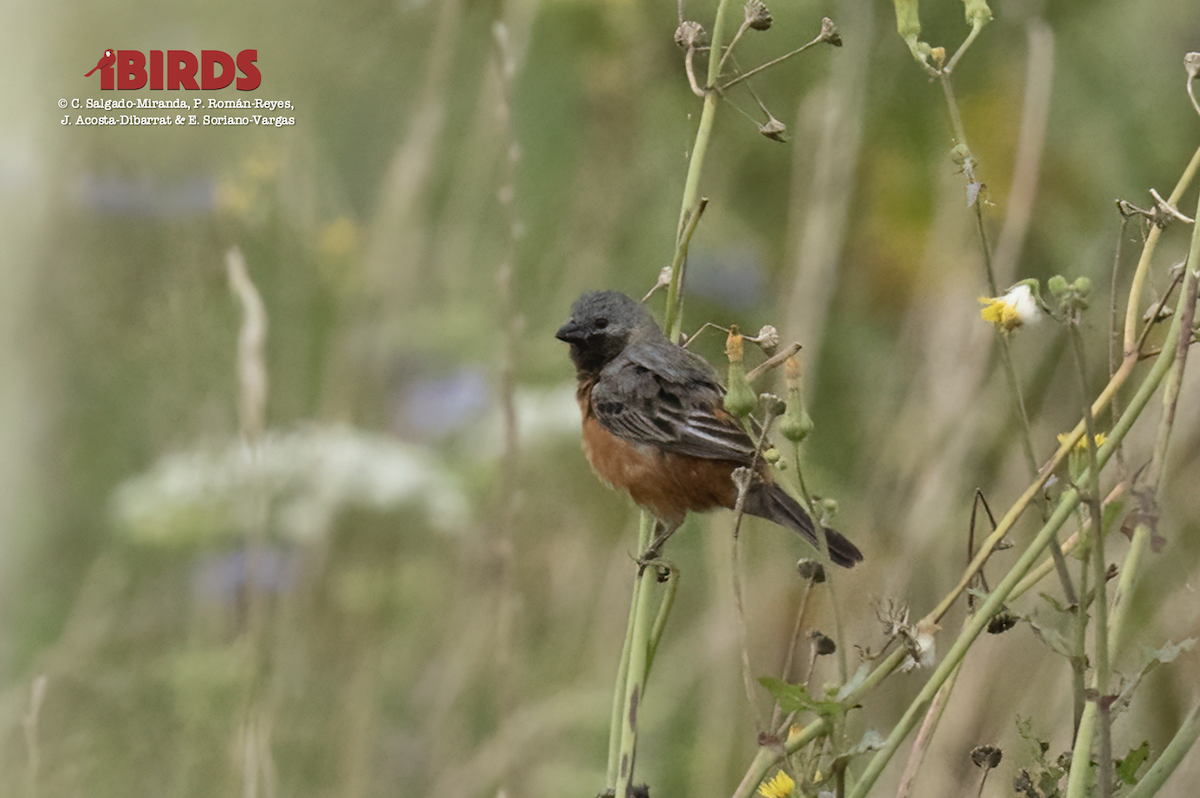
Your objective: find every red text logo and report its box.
[85,49,261,91]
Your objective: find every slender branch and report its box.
[718,34,827,93]
[853,265,1190,797]
[1123,143,1200,351]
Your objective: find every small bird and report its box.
[85,49,116,77]
[557,290,862,567]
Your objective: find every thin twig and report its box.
[718,35,826,93]
[746,342,802,382]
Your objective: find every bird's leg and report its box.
[639,519,680,566]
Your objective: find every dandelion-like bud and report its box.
[809,630,837,656]
[744,0,773,31]
[899,619,939,672]
[971,745,1003,770]
[987,607,1017,634]
[796,558,826,583]
[758,116,788,142]
[724,326,757,417]
[759,392,786,418]
[675,20,708,50]
[819,497,838,519]
[818,17,842,47]
[779,356,813,442]
[1187,52,1200,81]
[1047,275,1090,315]
[753,324,779,354]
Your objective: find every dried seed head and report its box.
[971,745,1003,770]
[818,17,842,47]
[675,20,708,50]
[987,608,1017,634]
[809,630,837,656]
[796,559,826,583]
[758,392,786,417]
[758,116,787,142]
[1186,52,1200,81]
[754,325,779,354]
[744,0,773,31]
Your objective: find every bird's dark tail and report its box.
[743,483,863,568]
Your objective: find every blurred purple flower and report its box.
[192,547,300,604]
[75,172,216,218]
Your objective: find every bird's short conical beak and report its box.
[556,319,583,343]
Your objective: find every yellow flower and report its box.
[758,770,795,798]
[980,280,1041,332]
[1057,432,1108,481]
[1057,432,1107,451]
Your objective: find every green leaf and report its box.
[759,676,845,721]
[1027,611,1077,660]
[829,730,885,773]
[1149,637,1196,664]
[1037,591,1071,614]
[759,677,814,714]
[1115,740,1150,785]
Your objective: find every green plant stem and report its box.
[895,644,965,797]
[606,570,640,787]
[1149,207,1200,492]
[1068,318,1112,761]
[607,512,667,791]
[851,475,1092,798]
[615,554,660,797]
[645,563,679,672]
[790,441,848,683]
[1106,523,1148,661]
[1124,700,1200,798]
[1075,190,1200,797]
[1122,142,1200,351]
[664,198,707,342]
[1064,234,1197,798]
[733,645,910,798]
[1070,534,1090,739]
[667,0,732,343]
[965,77,1076,615]
[851,273,1188,797]
[715,19,751,77]
[943,17,987,75]
[610,6,740,786]
[771,578,815,731]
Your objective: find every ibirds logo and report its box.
[84,49,261,91]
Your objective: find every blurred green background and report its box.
[2,0,1200,796]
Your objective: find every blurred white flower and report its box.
[112,425,469,545]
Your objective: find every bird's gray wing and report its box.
[590,342,757,463]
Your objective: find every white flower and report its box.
[980,279,1042,332]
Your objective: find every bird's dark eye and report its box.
[595,317,609,329]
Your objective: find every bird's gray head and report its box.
[555,290,662,373]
